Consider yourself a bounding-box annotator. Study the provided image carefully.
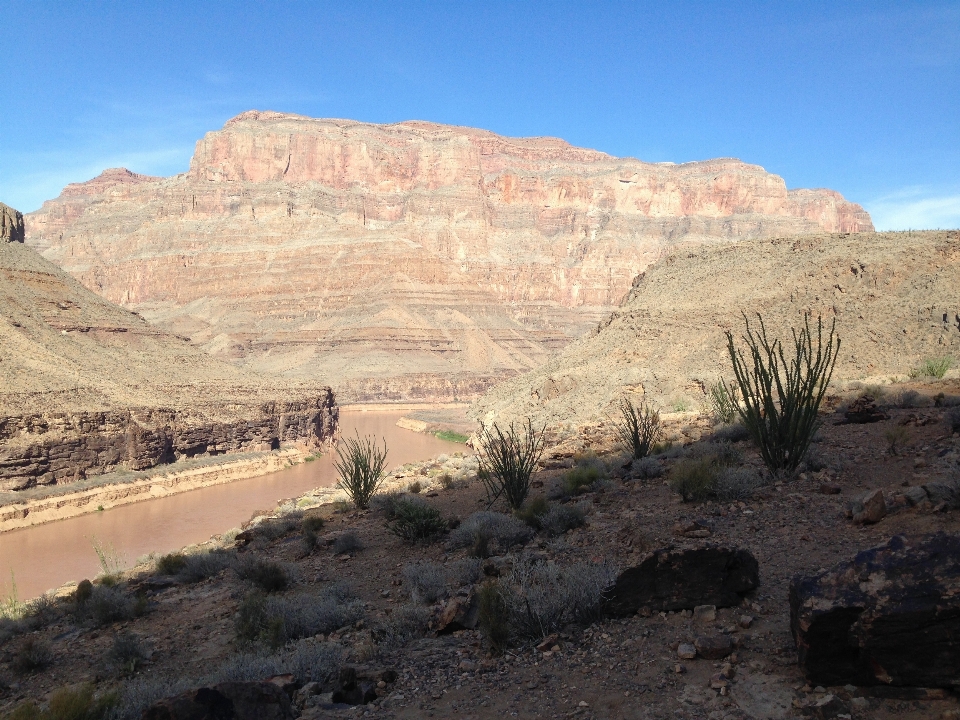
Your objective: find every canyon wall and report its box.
[25,111,874,401]
[0,229,337,491]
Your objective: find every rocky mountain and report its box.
[0,216,337,490]
[25,111,873,402]
[474,230,960,433]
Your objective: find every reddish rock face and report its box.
[25,112,873,401]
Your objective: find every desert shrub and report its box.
[560,454,606,496]
[79,585,137,627]
[910,356,953,380]
[370,490,406,519]
[893,389,924,408]
[300,515,326,553]
[613,398,662,460]
[251,513,303,541]
[803,446,834,472]
[478,420,545,510]
[538,502,588,537]
[651,441,682,458]
[439,473,454,489]
[107,632,149,677]
[884,426,911,455]
[386,497,447,542]
[335,433,388,509]
[630,456,664,480]
[408,480,422,494]
[372,604,429,650]
[155,553,187,576]
[235,557,289,593]
[7,683,117,720]
[709,423,751,443]
[448,511,534,556]
[669,458,720,502]
[177,549,236,583]
[694,440,743,466]
[75,579,94,606]
[332,531,363,555]
[947,407,960,433]
[725,313,840,473]
[402,562,448,604]
[13,636,52,673]
[236,583,363,649]
[713,467,764,501]
[477,582,510,654]
[515,496,550,528]
[708,381,740,425]
[501,560,617,641]
[447,558,482,587]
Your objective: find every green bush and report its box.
[515,496,550,529]
[155,553,187,576]
[562,464,602,496]
[13,636,52,673]
[478,420,545,510]
[910,356,953,379]
[386,498,447,542]
[708,381,740,425]
[7,683,117,720]
[435,430,469,443]
[477,582,510,654]
[300,515,325,553]
[668,458,720,502]
[236,557,289,593]
[725,313,840,473]
[107,632,148,677]
[335,433,388,509]
[613,398,663,459]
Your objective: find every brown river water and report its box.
[0,409,467,600]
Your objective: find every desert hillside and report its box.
[474,230,960,433]
[0,210,336,490]
[25,111,872,402]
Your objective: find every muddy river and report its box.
[0,409,467,600]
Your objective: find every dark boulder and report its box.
[840,396,889,424]
[604,546,759,616]
[790,533,960,688]
[142,681,294,720]
[331,666,377,706]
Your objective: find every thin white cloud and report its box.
[866,187,960,231]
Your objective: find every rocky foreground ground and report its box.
[1,380,959,720]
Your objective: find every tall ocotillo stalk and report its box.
[335,432,388,509]
[478,420,545,510]
[724,313,839,473]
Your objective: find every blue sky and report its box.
[1,1,957,229]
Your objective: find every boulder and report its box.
[854,489,887,524]
[923,478,960,510]
[841,397,889,424]
[604,546,759,616]
[142,681,294,720]
[694,633,736,660]
[436,591,480,633]
[331,666,377,706]
[790,533,960,688]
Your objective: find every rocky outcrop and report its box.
[475,231,960,434]
[0,212,337,492]
[789,534,960,688]
[0,393,336,490]
[25,112,873,402]
[604,546,759,616]
[142,681,295,720]
[1,202,24,243]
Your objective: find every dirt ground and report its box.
[1,381,959,720]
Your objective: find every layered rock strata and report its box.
[474,230,960,432]
[25,111,873,402]
[0,222,337,491]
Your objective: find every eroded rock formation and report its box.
[1,202,24,243]
[25,111,873,401]
[0,215,336,491]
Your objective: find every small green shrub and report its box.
[477,582,510,654]
[515,496,550,528]
[439,472,454,489]
[387,498,447,542]
[335,433,388,509]
[708,380,740,424]
[613,398,662,460]
[884,425,911,455]
[301,515,326,553]
[332,532,363,555]
[107,632,149,677]
[370,490,405,519]
[408,480,422,494]
[669,458,720,502]
[478,420,545,510]
[155,553,187,576]
[236,557,289,593]
[910,356,953,379]
[13,636,52,673]
[7,683,117,720]
[538,502,588,536]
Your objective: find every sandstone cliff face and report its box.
[1,202,25,243]
[25,112,874,401]
[0,234,337,491]
[474,231,960,433]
